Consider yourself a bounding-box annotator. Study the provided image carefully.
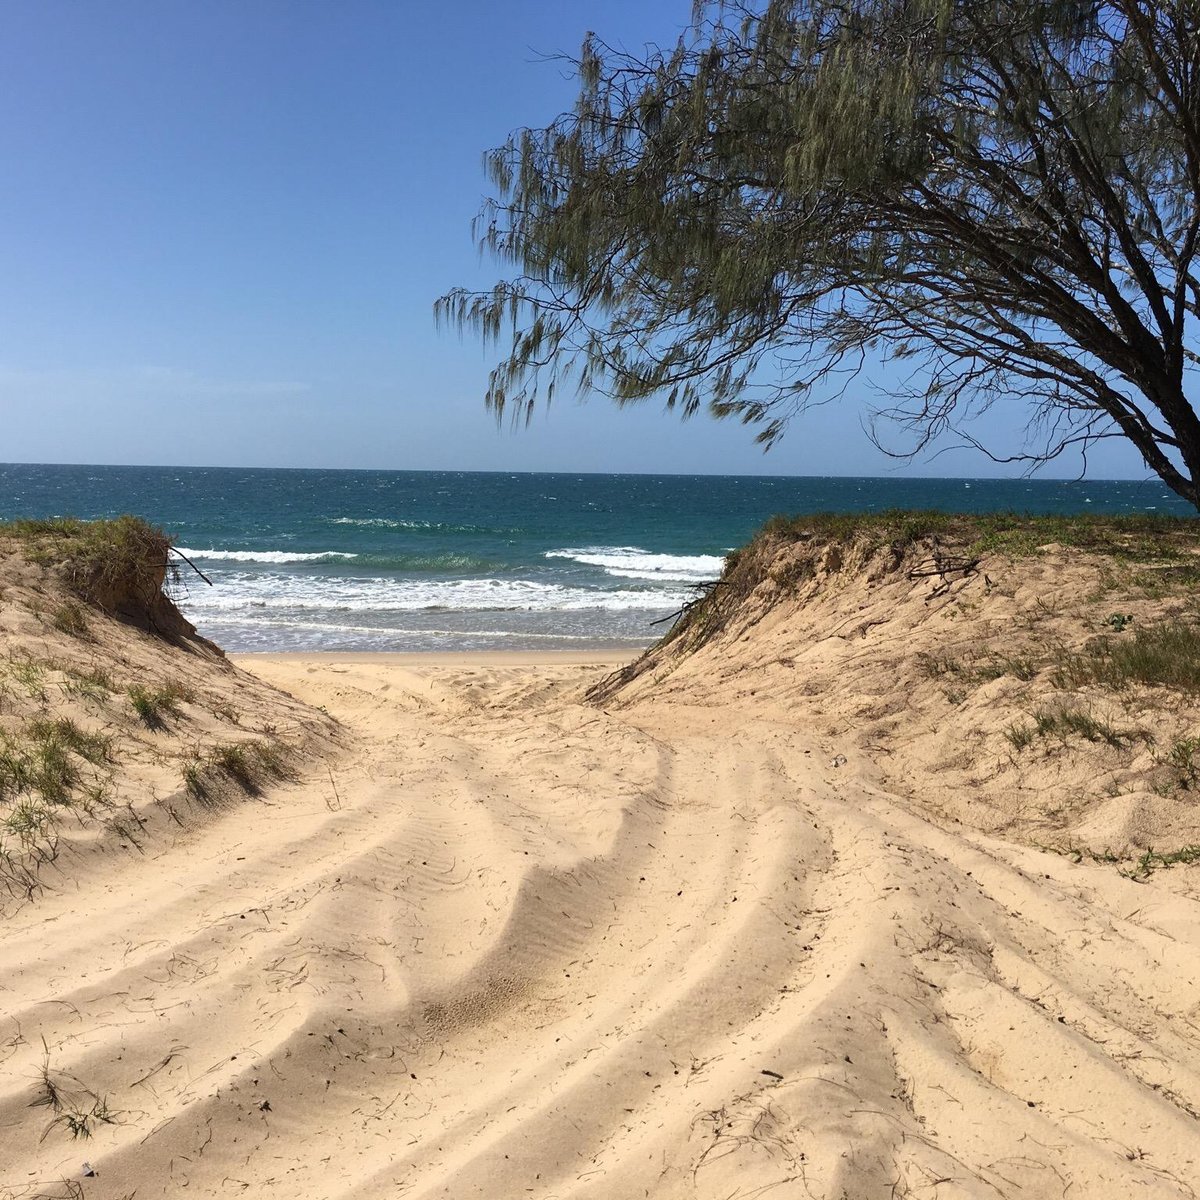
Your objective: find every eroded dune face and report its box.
[2,652,1198,1200]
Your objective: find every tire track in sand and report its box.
[0,660,1197,1199]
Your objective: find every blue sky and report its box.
[0,0,1154,478]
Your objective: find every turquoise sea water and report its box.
[0,464,1190,652]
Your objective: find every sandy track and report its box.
[1,655,1198,1199]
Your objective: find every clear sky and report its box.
[0,0,1153,478]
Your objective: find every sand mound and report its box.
[594,521,1200,858]
[0,526,337,905]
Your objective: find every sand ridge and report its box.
[1,650,1197,1198]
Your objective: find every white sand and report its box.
[1,643,1198,1198]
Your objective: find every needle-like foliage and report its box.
[439,1,1200,505]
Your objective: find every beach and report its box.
[3,627,1198,1198]
[1,464,1188,656]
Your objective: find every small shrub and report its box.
[7,658,47,702]
[994,654,1037,682]
[917,652,973,680]
[181,740,289,802]
[181,758,207,801]
[2,796,52,842]
[27,717,112,765]
[212,744,256,790]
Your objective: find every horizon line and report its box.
[0,461,1174,486]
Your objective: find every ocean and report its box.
[0,464,1190,653]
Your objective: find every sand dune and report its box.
[2,645,1198,1199]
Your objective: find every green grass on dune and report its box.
[756,509,1200,560]
[0,514,174,606]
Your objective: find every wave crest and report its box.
[545,546,724,582]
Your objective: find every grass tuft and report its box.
[0,514,174,610]
[49,599,91,639]
[1007,702,1143,750]
[60,665,115,701]
[180,739,290,803]
[1123,845,1200,879]
[128,682,191,729]
[1052,620,1200,692]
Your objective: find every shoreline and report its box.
[232,647,637,668]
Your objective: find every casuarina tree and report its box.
[438,1,1200,506]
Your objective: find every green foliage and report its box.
[443,1,1200,507]
[1005,722,1036,751]
[1035,703,1141,748]
[1165,737,1200,790]
[1053,620,1200,692]
[1124,845,1200,879]
[0,514,173,608]
[5,657,47,702]
[1007,702,1143,750]
[0,717,114,864]
[755,511,1200,560]
[60,665,115,701]
[181,740,289,802]
[128,682,191,729]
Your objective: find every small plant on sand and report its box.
[6,657,47,702]
[1158,737,1200,791]
[1004,722,1036,751]
[30,1040,119,1139]
[181,739,289,803]
[917,651,965,679]
[211,744,256,789]
[27,718,112,768]
[1031,703,1139,748]
[2,797,53,844]
[0,719,109,810]
[1007,703,1143,751]
[181,756,208,802]
[49,599,91,639]
[980,654,1038,682]
[60,665,115,701]
[1122,845,1200,880]
[57,1095,118,1139]
[1052,620,1200,692]
[127,682,191,729]
[0,718,115,871]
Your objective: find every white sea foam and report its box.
[328,518,413,528]
[326,517,505,533]
[176,547,358,563]
[180,572,685,614]
[545,546,725,582]
[196,615,644,641]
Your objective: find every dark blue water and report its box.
[0,464,1188,651]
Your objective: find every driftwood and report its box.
[650,578,728,626]
[906,545,982,600]
[170,546,214,587]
